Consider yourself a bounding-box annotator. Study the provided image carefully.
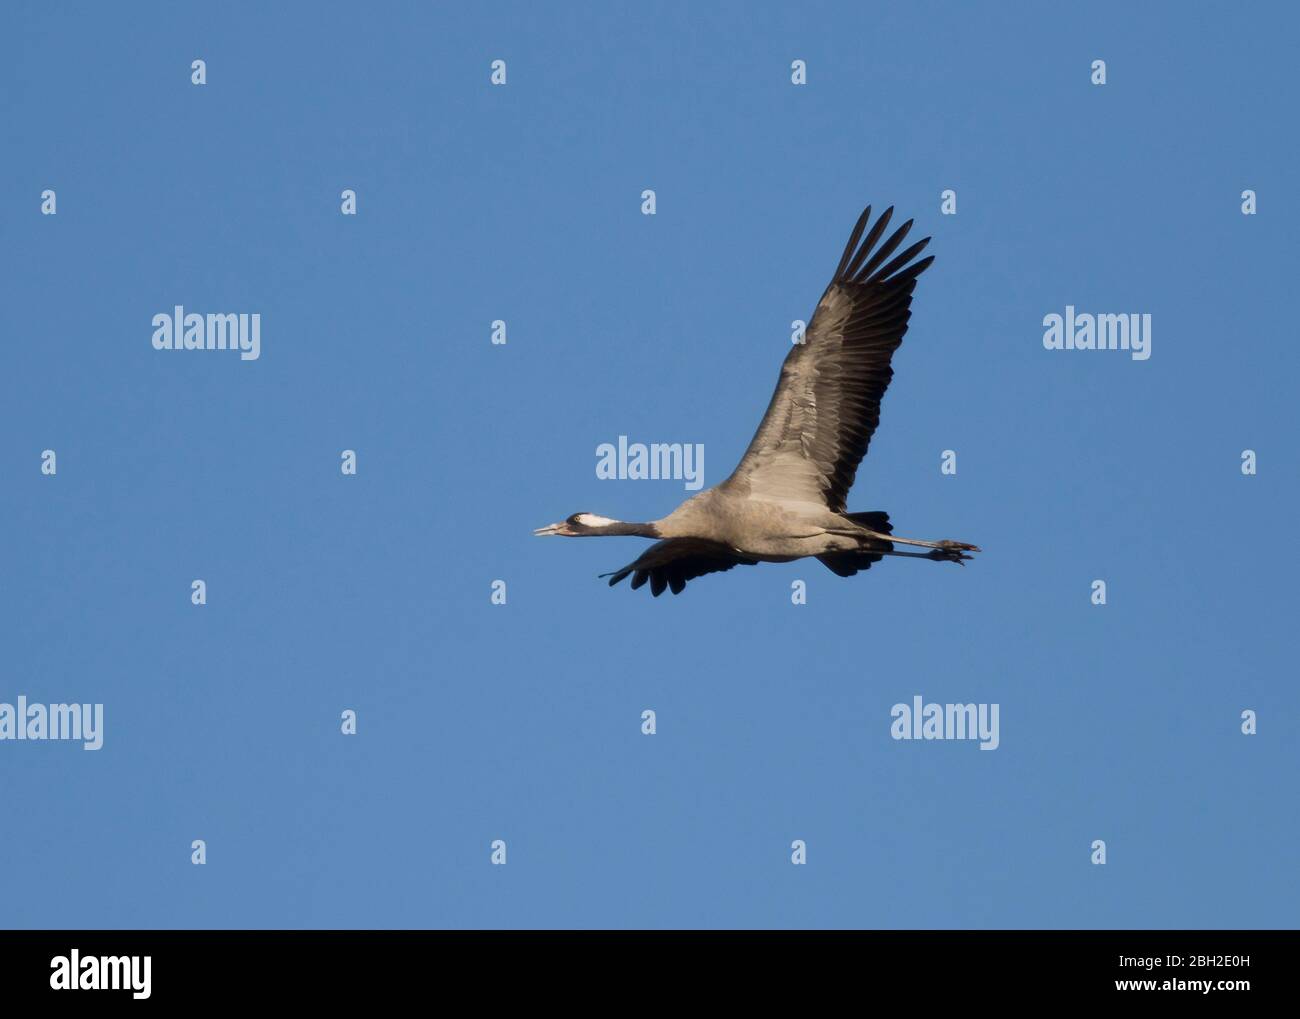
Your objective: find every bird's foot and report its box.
[928,540,979,565]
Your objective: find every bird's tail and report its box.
[818,511,894,576]
[844,511,892,534]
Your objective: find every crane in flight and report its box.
[535,204,979,596]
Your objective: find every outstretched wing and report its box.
[601,539,759,597]
[721,206,934,513]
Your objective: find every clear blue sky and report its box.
[2,2,1296,929]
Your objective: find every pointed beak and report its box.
[534,522,569,536]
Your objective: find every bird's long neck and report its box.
[590,519,660,538]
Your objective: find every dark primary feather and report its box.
[816,551,885,577]
[601,539,759,596]
[817,511,894,576]
[723,206,934,513]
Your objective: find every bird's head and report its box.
[533,513,619,537]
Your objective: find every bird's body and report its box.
[536,203,980,596]
[657,489,855,558]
